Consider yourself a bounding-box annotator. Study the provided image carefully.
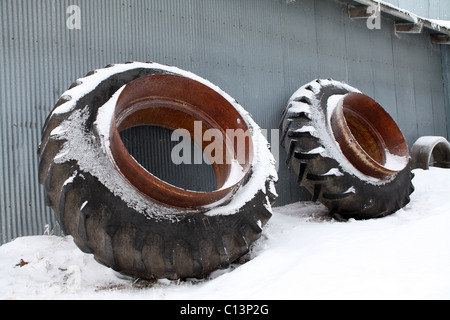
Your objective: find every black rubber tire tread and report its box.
[39,63,276,280]
[280,79,414,220]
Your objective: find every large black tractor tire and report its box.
[38,62,277,280]
[280,79,414,220]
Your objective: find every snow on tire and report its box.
[280,79,414,220]
[38,62,278,280]
[410,136,450,170]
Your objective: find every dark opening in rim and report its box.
[119,125,218,192]
[330,92,409,179]
[108,74,253,208]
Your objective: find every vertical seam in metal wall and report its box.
[0,0,7,244]
[443,46,450,139]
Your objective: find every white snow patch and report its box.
[384,149,409,171]
[287,102,311,115]
[323,168,344,177]
[430,19,450,30]
[294,126,316,134]
[62,170,78,187]
[344,186,356,194]
[372,1,450,32]
[307,147,325,154]
[80,201,88,211]
[1,168,450,299]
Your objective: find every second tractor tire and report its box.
[280,79,414,220]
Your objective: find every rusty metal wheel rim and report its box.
[109,74,253,208]
[330,92,409,179]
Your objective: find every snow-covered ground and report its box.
[1,167,450,300]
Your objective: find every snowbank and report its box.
[1,168,450,300]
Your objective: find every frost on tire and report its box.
[280,79,414,220]
[38,62,278,280]
[411,136,450,170]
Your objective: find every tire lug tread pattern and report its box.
[280,79,414,220]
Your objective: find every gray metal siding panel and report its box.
[368,21,399,120]
[0,0,448,244]
[392,35,420,146]
[443,46,450,140]
[433,44,449,138]
[316,1,349,81]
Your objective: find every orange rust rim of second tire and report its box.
[108,74,253,208]
[330,92,409,179]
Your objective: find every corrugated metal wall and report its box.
[0,0,448,244]
[443,46,450,139]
